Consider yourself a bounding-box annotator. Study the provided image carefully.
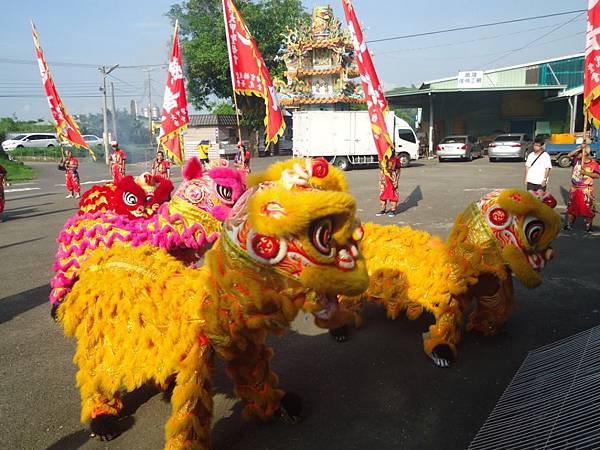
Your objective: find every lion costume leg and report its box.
[165,340,214,450]
[224,335,286,421]
[422,297,464,367]
[467,274,515,335]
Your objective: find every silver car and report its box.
[1,133,59,152]
[437,135,482,162]
[488,134,532,162]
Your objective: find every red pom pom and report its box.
[489,207,509,226]
[251,234,280,260]
[312,157,329,179]
[543,194,557,209]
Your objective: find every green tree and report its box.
[210,101,236,115]
[168,0,308,152]
[168,0,308,108]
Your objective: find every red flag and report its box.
[585,0,600,125]
[159,21,189,165]
[31,22,95,160]
[223,0,285,145]
[342,0,394,195]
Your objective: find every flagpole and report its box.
[222,0,244,163]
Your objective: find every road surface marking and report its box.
[5,187,41,193]
[54,179,112,187]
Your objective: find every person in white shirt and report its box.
[524,137,552,192]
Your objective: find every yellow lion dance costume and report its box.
[347,189,560,367]
[57,158,368,450]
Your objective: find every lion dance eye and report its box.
[524,216,545,245]
[310,218,334,255]
[216,184,233,204]
[122,191,138,207]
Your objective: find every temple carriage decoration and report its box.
[275,6,365,109]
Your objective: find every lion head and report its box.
[219,158,369,324]
[174,157,247,222]
[450,189,560,289]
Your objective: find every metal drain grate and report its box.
[469,325,600,450]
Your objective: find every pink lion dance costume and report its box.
[50,157,246,312]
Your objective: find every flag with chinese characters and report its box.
[158,20,189,165]
[31,22,94,159]
[222,0,285,145]
[342,0,395,196]
[585,0,600,125]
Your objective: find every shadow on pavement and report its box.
[0,237,46,251]
[5,192,60,201]
[6,202,53,211]
[398,184,423,213]
[4,206,77,221]
[0,284,50,324]
[560,185,570,207]
[45,429,91,450]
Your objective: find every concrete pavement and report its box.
[1,156,599,449]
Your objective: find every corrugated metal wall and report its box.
[539,56,583,89]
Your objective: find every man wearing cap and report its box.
[109,141,127,184]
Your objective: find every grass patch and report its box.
[8,146,102,161]
[1,158,37,182]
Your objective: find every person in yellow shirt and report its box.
[196,140,209,165]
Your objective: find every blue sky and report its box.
[0,0,586,120]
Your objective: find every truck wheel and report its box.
[557,154,572,168]
[398,152,410,168]
[334,156,350,171]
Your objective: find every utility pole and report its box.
[99,64,119,165]
[143,69,154,148]
[110,81,118,142]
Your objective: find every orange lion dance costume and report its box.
[57,158,368,449]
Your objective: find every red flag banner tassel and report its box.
[223,0,285,146]
[342,0,394,180]
[159,21,189,165]
[31,22,95,160]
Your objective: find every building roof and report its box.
[188,114,239,127]
[386,53,584,101]
[422,53,584,85]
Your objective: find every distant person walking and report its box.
[61,149,80,198]
[376,151,401,217]
[235,142,251,172]
[109,141,127,183]
[524,137,552,192]
[0,163,7,222]
[152,150,171,180]
[564,142,600,233]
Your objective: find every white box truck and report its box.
[292,110,419,170]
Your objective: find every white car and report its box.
[82,135,104,146]
[2,133,59,151]
[437,135,482,162]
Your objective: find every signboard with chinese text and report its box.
[457,71,484,88]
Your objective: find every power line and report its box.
[375,19,584,56]
[366,9,586,44]
[0,58,166,69]
[482,12,585,68]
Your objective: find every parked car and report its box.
[488,134,532,162]
[436,135,482,162]
[1,133,59,151]
[82,135,103,146]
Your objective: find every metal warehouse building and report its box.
[386,53,584,155]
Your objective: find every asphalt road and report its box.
[1,156,599,450]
